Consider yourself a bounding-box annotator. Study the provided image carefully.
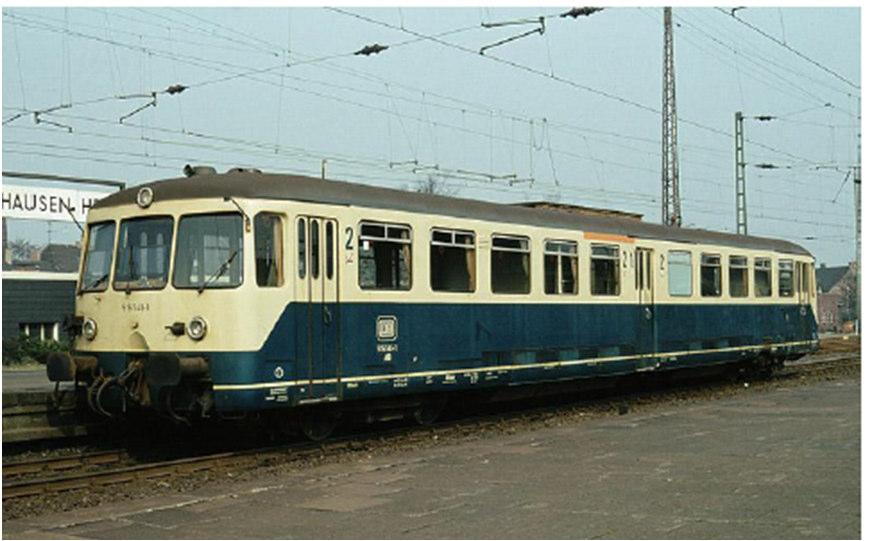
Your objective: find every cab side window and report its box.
[255,213,283,287]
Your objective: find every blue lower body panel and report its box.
[88,302,819,413]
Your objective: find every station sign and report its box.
[1,184,112,223]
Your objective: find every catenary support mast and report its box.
[661,7,681,227]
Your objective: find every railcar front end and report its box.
[47,188,296,422]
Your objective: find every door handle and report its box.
[323,305,333,325]
[644,307,653,320]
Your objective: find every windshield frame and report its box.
[172,211,245,291]
[79,220,117,294]
[112,215,175,292]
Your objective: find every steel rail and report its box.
[3,449,128,479]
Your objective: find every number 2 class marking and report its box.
[345,227,354,250]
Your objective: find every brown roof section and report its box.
[514,201,643,221]
[94,170,811,256]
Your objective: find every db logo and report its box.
[376,315,398,342]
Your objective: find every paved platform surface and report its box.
[4,378,860,539]
[2,369,60,393]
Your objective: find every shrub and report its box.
[2,335,70,366]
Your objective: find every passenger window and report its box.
[590,244,620,296]
[667,250,692,296]
[800,262,810,295]
[544,240,578,295]
[431,229,475,292]
[297,218,306,279]
[310,220,320,280]
[359,222,412,290]
[729,255,748,297]
[491,235,530,294]
[779,259,794,297]
[700,253,721,297]
[254,213,283,287]
[754,258,772,297]
[326,222,334,280]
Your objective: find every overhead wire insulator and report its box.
[355,43,389,56]
[754,115,776,121]
[560,7,604,19]
[165,84,187,95]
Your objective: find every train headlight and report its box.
[186,316,207,341]
[82,318,98,341]
[136,186,154,208]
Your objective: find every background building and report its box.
[816,262,858,334]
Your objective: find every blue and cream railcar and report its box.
[50,169,819,428]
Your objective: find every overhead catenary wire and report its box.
[8,7,851,172]
[1,8,856,249]
[4,111,855,224]
[5,67,855,204]
[677,9,857,102]
[3,130,848,246]
[5,134,852,233]
[1,9,480,122]
[5,57,852,198]
[6,7,826,172]
[670,10,846,107]
[715,7,859,91]
[324,7,838,168]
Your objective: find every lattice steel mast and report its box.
[661,7,681,227]
[735,111,747,235]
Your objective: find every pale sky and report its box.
[2,6,861,265]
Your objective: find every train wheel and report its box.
[412,397,447,426]
[299,408,340,441]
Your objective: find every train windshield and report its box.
[113,217,174,291]
[80,221,116,292]
[173,213,243,290]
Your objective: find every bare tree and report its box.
[9,239,36,261]
[413,175,458,196]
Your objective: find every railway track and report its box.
[2,339,857,446]
[3,351,859,502]
[783,352,860,372]
[1,387,104,444]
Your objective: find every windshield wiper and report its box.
[198,250,239,294]
[83,272,109,291]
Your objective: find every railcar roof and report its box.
[95,171,811,256]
